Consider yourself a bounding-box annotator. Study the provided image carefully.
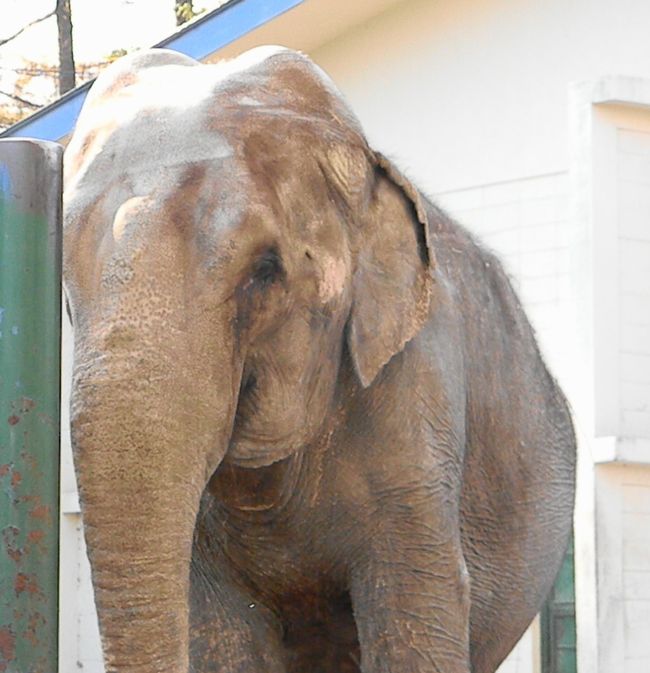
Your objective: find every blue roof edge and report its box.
[0,0,304,141]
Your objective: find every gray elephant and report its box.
[63,46,576,673]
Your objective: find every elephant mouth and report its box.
[226,434,301,469]
[208,450,303,512]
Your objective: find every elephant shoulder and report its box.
[422,200,532,339]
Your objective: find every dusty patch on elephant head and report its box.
[164,163,209,239]
[64,118,118,191]
[99,70,138,100]
[269,55,333,110]
[317,255,348,303]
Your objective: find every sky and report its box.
[1,0,227,64]
[0,0,228,119]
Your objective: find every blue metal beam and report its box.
[0,0,304,142]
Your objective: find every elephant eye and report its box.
[251,248,284,288]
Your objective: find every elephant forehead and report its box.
[64,83,233,204]
[65,45,357,189]
[64,45,364,232]
[65,46,296,186]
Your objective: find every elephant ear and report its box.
[347,152,434,388]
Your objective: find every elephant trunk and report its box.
[85,513,194,673]
[71,350,235,673]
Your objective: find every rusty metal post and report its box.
[0,139,62,673]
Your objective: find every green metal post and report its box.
[0,139,62,673]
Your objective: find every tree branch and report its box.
[0,9,56,48]
[0,89,41,109]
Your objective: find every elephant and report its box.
[63,45,576,673]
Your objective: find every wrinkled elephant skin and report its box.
[63,46,576,673]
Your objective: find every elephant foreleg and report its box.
[349,513,471,673]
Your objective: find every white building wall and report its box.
[594,464,650,673]
[311,0,650,193]
[435,172,572,381]
[620,472,650,672]
[570,93,650,673]
[617,129,650,439]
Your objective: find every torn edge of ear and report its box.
[374,151,434,267]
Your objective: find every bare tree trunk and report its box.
[175,0,194,26]
[56,0,75,94]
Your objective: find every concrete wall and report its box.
[435,172,572,378]
[311,0,650,192]
[617,128,650,439]
[594,464,650,673]
[573,92,650,673]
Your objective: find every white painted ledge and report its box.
[593,436,650,465]
[590,75,650,108]
[61,491,81,514]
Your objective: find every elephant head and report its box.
[63,46,433,673]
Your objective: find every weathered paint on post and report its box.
[0,139,62,673]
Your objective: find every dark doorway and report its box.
[540,536,577,673]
